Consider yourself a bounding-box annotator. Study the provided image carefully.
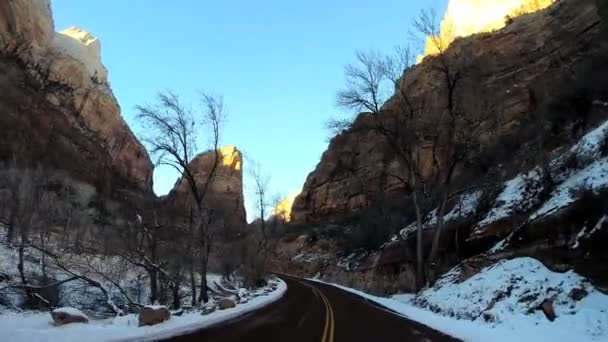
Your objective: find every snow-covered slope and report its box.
[396,118,608,246]
[314,257,608,342]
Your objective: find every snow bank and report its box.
[313,257,608,342]
[0,279,287,342]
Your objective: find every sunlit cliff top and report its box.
[421,0,556,59]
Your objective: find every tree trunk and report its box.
[429,190,449,265]
[149,268,158,304]
[18,246,27,285]
[189,266,197,307]
[39,231,48,282]
[18,225,28,285]
[199,257,209,303]
[6,212,14,244]
[197,211,210,304]
[412,189,425,290]
[172,277,181,309]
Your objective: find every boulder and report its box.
[217,298,236,310]
[569,287,589,301]
[201,304,217,315]
[51,307,88,325]
[540,299,557,322]
[138,306,171,327]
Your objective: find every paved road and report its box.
[164,275,459,342]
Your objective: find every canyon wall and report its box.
[0,1,247,230]
[292,0,608,224]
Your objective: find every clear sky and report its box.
[51,0,447,221]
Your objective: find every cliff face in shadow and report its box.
[0,0,246,230]
[292,0,608,225]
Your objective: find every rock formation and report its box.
[0,0,152,196]
[163,146,247,230]
[292,0,608,224]
[0,1,247,230]
[272,192,300,222]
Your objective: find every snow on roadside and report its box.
[0,278,287,342]
[312,257,608,342]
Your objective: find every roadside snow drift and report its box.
[0,279,287,342]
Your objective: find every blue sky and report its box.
[51,0,447,220]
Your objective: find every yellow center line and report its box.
[320,289,330,342]
[318,289,335,342]
[301,282,335,342]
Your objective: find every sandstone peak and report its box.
[421,0,556,59]
[51,26,109,84]
[219,146,242,171]
[273,192,300,222]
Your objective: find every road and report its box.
[164,275,459,342]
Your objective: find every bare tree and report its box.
[336,47,430,289]
[413,10,498,282]
[136,90,225,303]
[246,161,273,285]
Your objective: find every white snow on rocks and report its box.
[473,169,542,232]
[52,307,88,319]
[399,191,481,240]
[412,257,608,341]
[472,119,608,237]
[531,157,608,219]
[569,119,608,159]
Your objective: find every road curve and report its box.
[163,275,459,342]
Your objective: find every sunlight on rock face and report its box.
[219,146,242,171]
[420,0,556,60]
[52,26,108,83]
[273,192,300,222]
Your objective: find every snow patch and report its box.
[474,169,541,231]
[531,158,608,219]
[399,191,481,240]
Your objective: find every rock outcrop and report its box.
[272,192,300,222]
[217,298,236,310]
[0,1,247,233]
[293,0,608,224]
[164,146,247,230]
[0,0,153,196]
[51,307,89,325]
